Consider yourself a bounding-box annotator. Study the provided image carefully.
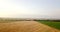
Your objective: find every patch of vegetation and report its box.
[37,20,60,30]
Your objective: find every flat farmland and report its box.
[0,21,60,32]
[37,20,60,30]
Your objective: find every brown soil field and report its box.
[0,21,60,32]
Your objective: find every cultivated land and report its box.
[0,21,60,32]
[37,20,60,30]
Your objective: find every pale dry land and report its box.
[0,21,60,32]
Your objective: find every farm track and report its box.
[0,21,60,32]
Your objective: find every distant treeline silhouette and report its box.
[0,18,60,22]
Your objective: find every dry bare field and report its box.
[0,21,60,32]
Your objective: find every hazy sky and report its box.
[0,0,60,19]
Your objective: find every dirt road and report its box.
[0,21,60,32]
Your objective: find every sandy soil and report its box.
[0,21,60,32]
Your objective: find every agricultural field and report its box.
[0,21,60,32]
[0,19,60,32]
[0,20,60,30]
[37,20,60,30]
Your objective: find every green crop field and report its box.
[37,20,60,30]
